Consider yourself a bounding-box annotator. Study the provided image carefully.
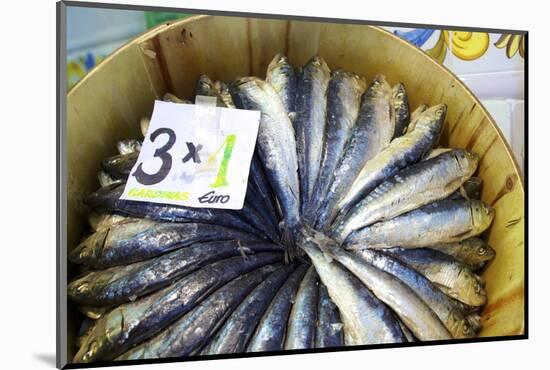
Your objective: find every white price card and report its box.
[121,99,261,210]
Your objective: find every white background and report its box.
[0,0,542,368]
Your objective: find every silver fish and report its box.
[266,53,297,119]
[308,227,451,341]
[307,70,366,221]
[298,230,406,345]
[70,220,261,269]
[117,139,142,155]
[229,77,301,253]
[315,76,404,229]
[332,149,479,242]
[284,266,319,349]
[73,253,283,362]
[384,248,487,306]
[354,248,476,339]
[116,263,282,360]
[335,104,447,220]
[315,283,343,348]
[246,264,309,352]
[202,262,297,355]
[421,238,496,269]
[345,198,495,249]
[294,56,331,211]
[67,240,282,306]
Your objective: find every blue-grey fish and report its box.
[201,262,298,355]
[72,253,283,363]
[344,198,495,249]
[418,238,495,270]
[69,220,261,269]
[229,77,300,254]
[335,104,447,222]
[67,240,282,306]
[297,230,406,345]
[284,266,319,349]
[315,283,343,348]
[307,70,366,221]
[311,228,451,341]
[294,56,331,211]
[116,263,282,360]
[332,149,479,242]
[384,247,487,306]
[85,183,264,238]
[315,76,404,229]
[266,53,297,119]
[354,248,477,339]
[247,264,309,352]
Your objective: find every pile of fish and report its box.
[69,54,496,363]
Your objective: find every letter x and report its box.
[182,142,202,164]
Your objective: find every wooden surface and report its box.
[66,15,525,356]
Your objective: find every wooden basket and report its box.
[65,14,525,358]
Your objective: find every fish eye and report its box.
[477,247,487,256]
[462,323,471,335]
[76,283,89,294]
[474,283,481,293]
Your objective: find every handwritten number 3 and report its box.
[132,127,176,185]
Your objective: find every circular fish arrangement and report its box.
[69,54,496,363]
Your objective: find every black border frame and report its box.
[57,1,528,369]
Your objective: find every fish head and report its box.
[414,103,447,132]
[452,149,479,176]
[470,200,495,234]
[457,268,487,306]
[367,74,392,98]
[448,309,476,339]
[267,53,290,72]
[70,229,109,263]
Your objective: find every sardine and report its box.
[315,76,405,229]
[315,283,343,348]
[308,70,366,221]
[73,253,283,362]
[116,263,282,360]
[100,152,139,180]
[354,248,476,338]
[249,153,280,223]
[229,77,300,253]
[117,139,142,155]
[67,240,282,306]
[247,264,309,352]
[307,227,451,341]
[335,104,446,221]
[85,183,265,238]
[421,238,495,270]
[345,198,494,249]
[213,81,236,108]
[384,248,487,306]
[284,266,319,349]
[97,171,120,188]
[194,74,226,107]
[298,232,406,345]
[391,83,411,139]
[202,262,297,355]
[70,220,262,269]
[163,93,190,104]
[266,53,297,119]
[404,104,428,134]
[294,56,331,211]
[332,149,479,242]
